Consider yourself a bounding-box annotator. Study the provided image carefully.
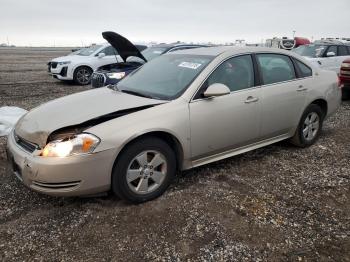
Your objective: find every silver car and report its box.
[7,47,341,203]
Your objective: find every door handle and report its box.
[296,85,308,92]
[245,96,259,104]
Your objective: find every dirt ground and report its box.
[0,47,349,261]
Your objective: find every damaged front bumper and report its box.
[6,130,115,197]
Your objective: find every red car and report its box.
[340,58,350,99]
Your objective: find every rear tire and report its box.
[73,66,92,85]
[342,87,350,100]
[290,104,324,147]
[112,137,176,203]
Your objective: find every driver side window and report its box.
[206,55,255,92]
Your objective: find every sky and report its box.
[0,0,349,47]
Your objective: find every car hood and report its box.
[15,88,163,147]
[51,54,87,63]
[102,31,147,63]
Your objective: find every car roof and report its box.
[150,43,208,49]
[312,40,350,46]
[171,46,293,57]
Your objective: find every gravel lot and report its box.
[0,47,349,261]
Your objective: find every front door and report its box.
[189,54,261,160]
[94,46,122,68]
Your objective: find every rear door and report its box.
[256,53,307,139]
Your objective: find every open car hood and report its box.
[102,31,147,63]
[15,88,163,147]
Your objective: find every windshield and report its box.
[141,47,169,61]
[77,45,102,56]
[68,49,81,55]
[117,54,213,100]
[293,45,327,58]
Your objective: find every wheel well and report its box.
[311,99,328,118]
[117,131,184,171]
[73,65,93,75]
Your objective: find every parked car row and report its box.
[91,32,208,88]
[9,45,341,203]
[47,33,350,101]
[265,36,311,50]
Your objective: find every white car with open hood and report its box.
[48,44,123,85]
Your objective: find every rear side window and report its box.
[256,54,296,85]
[206,55,255,92]
[294,59,312,78]
[338,46,349,56]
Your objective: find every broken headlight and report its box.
[41,133,100,157]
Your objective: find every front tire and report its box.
[290,104,324,147]
[112,137,176,203]
[73,66,92,85]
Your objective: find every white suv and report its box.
[293,40,350,73]
[48,44,122,85]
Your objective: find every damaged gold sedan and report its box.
[7,47,341,203]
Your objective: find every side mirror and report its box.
[203,83,230,98]
[326,51,335,57]
[98,53,106,58]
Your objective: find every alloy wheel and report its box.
[126,150,168,195]
[76,68,91,85]
[302,112,320,141]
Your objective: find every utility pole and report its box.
[7,36,9,46]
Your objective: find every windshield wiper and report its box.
[121,89,154,99]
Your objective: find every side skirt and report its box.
[189,133,291,169]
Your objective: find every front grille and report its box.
[32,180,81,190]
[91,73,106,88]
[14,133,38,153]
[51,62,58,69]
